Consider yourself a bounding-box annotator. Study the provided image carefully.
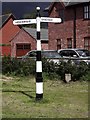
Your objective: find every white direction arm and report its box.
[13,17,62,26]
[13,19,36,25]
[40,17,62,23]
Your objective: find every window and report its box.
[24,44,31,49]
[67,38,72,48]
[57,39,61,50]
[69,50,78,57]
[84,4,90,19]
[59,50,78,57]
[17,44,23,49]
[60,50,69,57]
[84,37,90,50]
[16,44,31,50]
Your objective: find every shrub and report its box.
[42,58,60,80]
[42,58,57,73]
[2,55,12,74]
[2,56,35,76]
[56,60,89,81]
[80,71,90,81]
[72,61,89,81]
[2,56,90,81]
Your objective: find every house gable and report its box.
[1,14,21,44]
[11,29,36,57]
[48,2,65,16]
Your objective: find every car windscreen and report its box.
[76,50,90,57]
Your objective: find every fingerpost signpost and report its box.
[13,7,62,100]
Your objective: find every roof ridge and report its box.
[0,13,18,28]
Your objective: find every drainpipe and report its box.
[73,7,76,48]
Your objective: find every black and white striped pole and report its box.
[36,7,43,100]
[13,7,61,101]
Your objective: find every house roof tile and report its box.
[23,27,48,41]
[65,0,90,7]
[45,0,90,11]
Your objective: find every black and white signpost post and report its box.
[13,7,61,100]
[36,7,43,100]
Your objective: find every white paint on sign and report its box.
[40,17,62,23]
[13,17,62,26]
[13,19,36,25]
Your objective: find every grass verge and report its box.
[2,75,88,118]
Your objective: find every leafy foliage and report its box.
[2,56,35,76]
[1,56,90,81]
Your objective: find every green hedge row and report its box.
[1,56,90,81]
[42,58,90,81]
[2,56,35,76]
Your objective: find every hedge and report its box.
[1,56,90,81]
[1,56,35,76]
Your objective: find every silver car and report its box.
[58,48,90,65]
[22,50,61,63]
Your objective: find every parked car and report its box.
[58,48,90,64]
[22,50,61,63]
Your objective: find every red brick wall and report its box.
[48,3,89,50]
[2,17,20,44]
[1,17,21,56]
[2,46,11,56]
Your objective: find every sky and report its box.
[2,2,50,18]
[1,0,88,18]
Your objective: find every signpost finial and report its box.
[36,7,40,11]
[36,7,40,17]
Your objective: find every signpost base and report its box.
[36,94,43,101]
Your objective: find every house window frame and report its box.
[57,39,61,50]
[16,44,31,50]
[84,37,90,51]
[83,4,90,20]
[24,44,31,49]
[16,44,23,50]
[67,38,72,48]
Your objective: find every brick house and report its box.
[0,13,48,57]
[48,1,90,50]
